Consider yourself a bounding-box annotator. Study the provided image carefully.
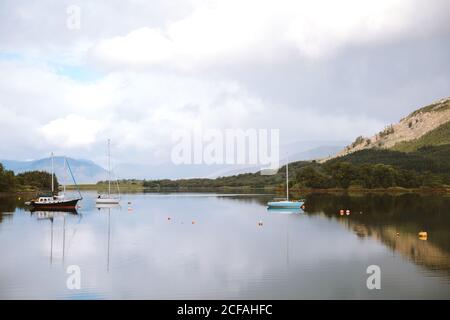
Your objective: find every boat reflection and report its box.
[30,209,79,265]
[267,207,303,214]
[96,203,121,272]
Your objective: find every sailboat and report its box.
[26,153,83,210]
[267,155,304,209]
[96,139,120,205]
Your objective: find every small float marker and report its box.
[418,231,428,240]
[339,210,345,216]
[346,210,351,216]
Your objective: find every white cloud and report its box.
[0,0,449,168]
[90,0,442,69]
[91,28,175,67]
[40,114,103,147]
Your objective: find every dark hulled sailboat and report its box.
[26,154,82,210]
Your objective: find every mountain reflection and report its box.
[2,192,450,278]
[303,193,450,275]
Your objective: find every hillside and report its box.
[391,121,450,152]
[327,145,450,178]
[330,97,450,159]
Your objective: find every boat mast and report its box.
[286,154,289,201]
[63,156,67,195]
[108,139,111,196]
[51,152,54,194]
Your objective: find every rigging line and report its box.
[66,158,82,199]
[110,170,121,199]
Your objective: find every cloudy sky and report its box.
[0,0,449,169]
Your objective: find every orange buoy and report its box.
[419,231,427,241]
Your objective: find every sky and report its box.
[0,0,449,169]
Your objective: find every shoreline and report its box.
[68,184,450,195]
[2,186,450,198]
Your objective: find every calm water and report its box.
[1,191,450,299]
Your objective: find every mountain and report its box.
[0,142,345,183]
[318,96,450,185]
[0,157,107,184]
[329,97,450,159]
[116,144,346,180]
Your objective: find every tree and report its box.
[0,164,16,192]
[296,167,331,189]
[324,162,358,189]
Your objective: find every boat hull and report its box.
[267,201,304,209]
[29,198,81,210]
[96,198,120,204]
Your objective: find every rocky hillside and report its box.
[329,97,450,160]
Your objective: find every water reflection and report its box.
[30,210,79,265]
[1,192,450,299]
[96,204,121,272]
[267,207,303,214]
[303,193,450,275]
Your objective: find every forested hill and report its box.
[0,163,58,193]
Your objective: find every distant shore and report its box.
[2,184,449,198]
[62,184,450,195]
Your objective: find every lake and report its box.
[1,191,450,299]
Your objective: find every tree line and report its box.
[141,148,450,191]
[295,162,443,189]
[0,163,58,192]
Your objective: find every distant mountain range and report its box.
[115,144,345,180]
[0,144,345,183]
[0,157,107,184]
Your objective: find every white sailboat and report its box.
[267,155,304,209]
[96,139,120,205]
